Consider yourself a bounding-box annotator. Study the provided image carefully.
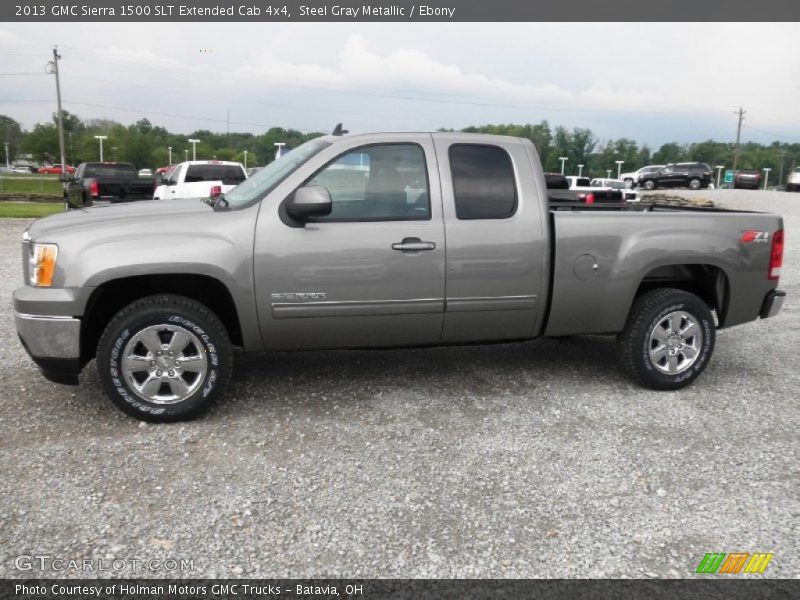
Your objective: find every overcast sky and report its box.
[1,22,799,148]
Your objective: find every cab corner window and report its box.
[308,144,430,222]
[449,144,517,220]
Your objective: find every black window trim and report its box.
[448,143,519,221]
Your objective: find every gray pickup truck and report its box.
[14,131,786,421]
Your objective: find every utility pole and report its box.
[732,106,745,176]
[777,151,786,187]
[49,46,67,180]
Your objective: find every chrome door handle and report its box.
[392,237,436,252]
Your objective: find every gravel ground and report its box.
[0,190,797,579]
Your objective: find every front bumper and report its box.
[15,312,81,385]
[760,290,786,319]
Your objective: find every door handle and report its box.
[392,237,436,252]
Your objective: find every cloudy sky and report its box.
[1,22,799,147]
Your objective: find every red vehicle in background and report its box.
[734,169,763,190]
[38,164,76,175]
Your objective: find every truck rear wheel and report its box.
[643,180,655,190]
[619,288,715,390]
[97,294,233,422]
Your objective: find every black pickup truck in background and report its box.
[544,173,624,204]
[64,162,154,208]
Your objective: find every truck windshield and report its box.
[225,138,331,208]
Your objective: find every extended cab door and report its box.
[432,135,548,342]
[253,134,446,350]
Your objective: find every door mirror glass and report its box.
[286,185,332,220]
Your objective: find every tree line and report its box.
[2,114,798,181]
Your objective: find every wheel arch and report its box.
[80,273,244,366]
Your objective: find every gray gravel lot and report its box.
[0,190,798,579]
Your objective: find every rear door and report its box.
[433,135,547,342]
[253,134,446,350]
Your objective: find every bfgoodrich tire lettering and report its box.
[97,294,233,422]
[619,288,715,390]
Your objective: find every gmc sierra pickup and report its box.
[14,131,786,422]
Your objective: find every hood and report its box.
[28,198,214,241]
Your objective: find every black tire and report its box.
[689,178,701,190]
[97,294,233,422]
[619,288,715,390]
[643,180,655,190]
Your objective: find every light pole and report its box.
[577,164,584,177]
[243,150,248,169]
[168,146,172,164]
[184,149,188,161]
[763,168,771,191]
[3,142,9,169]
[188,139,200,161]
[615,160,624,179]
[94,135,107,162]
[606,169,612,178]
[274,142,287,160]
[558,156,568,175]
[778,151,786,186]
[715,165,725,189]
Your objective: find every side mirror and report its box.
[286,186,332,220]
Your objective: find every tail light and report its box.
[89,180,99,198]
[585,193,595,204]
[768,229,784,281]
[209,185,222,199]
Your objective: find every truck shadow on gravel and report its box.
[219,335,626,417]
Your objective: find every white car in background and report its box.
[153,160,247,200]
[591,178,640,202]
[788,166,800,192]
[619,165,664,188]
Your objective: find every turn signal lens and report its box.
[29,243,58,287]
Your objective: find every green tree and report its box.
[0,114,23,163]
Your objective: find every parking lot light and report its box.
[243,150,248,169]
[4,142,9,169]
[715,165,725,188]
[577,164,584,177]
[615,160,624,179]
[606,169,612,178]
[184,149,188,161]
[188,139,200,161]
[94,135,107,162]
[763,168,771,190]
[558,156,568,175]
[168,146,172,164]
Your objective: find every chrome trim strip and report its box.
[446,295,538,312]
[272,298,444,319]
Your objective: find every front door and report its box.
[253,135,446,350]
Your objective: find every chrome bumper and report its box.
[15,312,80,359]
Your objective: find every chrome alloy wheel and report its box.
[122,324,208,404]
[647,310,704,375]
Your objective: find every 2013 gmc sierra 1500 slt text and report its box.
[14,131,786,421]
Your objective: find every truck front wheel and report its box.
[97,294,233,422]
[643,180,655,190]
[619,288,715,390]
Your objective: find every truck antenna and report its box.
[331,123,348,136]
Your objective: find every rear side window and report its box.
[449,144,517,220]
[184,165,246,185]
[83,163,137,178]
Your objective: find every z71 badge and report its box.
[270,292,327,301]
[740,230,769,243]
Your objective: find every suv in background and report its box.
[734,169,762,190]
[638,162,713,190]
[153,160,247,200]
[619,165,664,188]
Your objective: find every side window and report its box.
[308,144,430,221]
[449,144,517,220]
[166,164,182,184]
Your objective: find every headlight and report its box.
[28,243,58,287]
